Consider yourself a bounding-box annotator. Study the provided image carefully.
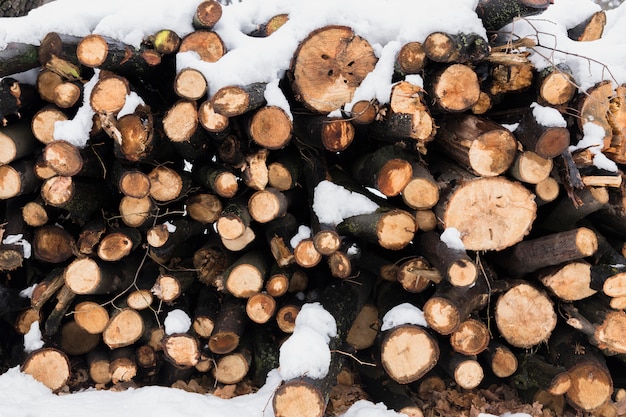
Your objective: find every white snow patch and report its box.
[163,221,177,233]
[2,233,32,258]
[53,69,100,148]
[23,321,44,353]
[501,123,519,132]
[569,122,618,172]
[381,303,428,331]
[117,91,145,119]
[163,309,191,335]
[313,180,379,226]
[183,160,193,172]
[530,102,567,128]
[404,74,424,88]
[339,400,406,417]
[440,228,465,251]
[264,78,292,120]
[289,225,311,249]
[365,186,388,199]
[19,284,36,299]
[279,302,337,380]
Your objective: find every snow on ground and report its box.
[1,0,626,415]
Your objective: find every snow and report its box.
[264,78,292,120]
[278,303,337,380]
[23,321,44,353]
[289,224,311,248]
[53,70,100,147]
[117,91,145,119]
[569,122,619,171]
[1,233,32,258]
[530,102,567,128]
[163,221,177,233]
[19,283,36,299]
[163,309,192,335]
[380,303,428,331]
[440,227,466,251]
[1,0,626,415]
[313,180,379,226]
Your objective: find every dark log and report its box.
[423,32,489,64]
[476,0,553,32]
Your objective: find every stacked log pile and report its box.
[2,0,626,416]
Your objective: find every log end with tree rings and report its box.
[321,118,355,152]
[199,100,229,132]
[273,381,325,417]
[186,193,222,224]
[439,177,536,251]
[402,177,439,210]
[119,195,153,227]
[74,301,110,334]
[77,34,109,68]
[248,188,288,224]
[535,127,570,159]
[249,106,292,150]
[102,308,144,349]
[162,334,200,367]
[396,41,426,75]
[290,25,377,114]
[246,292,276,324]
[63,258,101,295]
[31,106,68,145]
[349,100,378,125]
[32,224,75,263]
[468,129,517,177]
[495,283,557,348]
[423,296,460,335]
[43,140,83,177]
[118,170,151,198]
[376,210,417,250]
[226,263,265,298]
[376,158,413,197]
[90,74,129,115]
[179,30,225,63]
[565,361,613,412]
[431,64,480,112]
[380,324,439,384]
[163,100,198,142]
[21,347,71,392]
[148,165,183,202]
[174,68,207,100]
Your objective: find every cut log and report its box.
[536,261,597,302]
[435,114,517,177]
[73,301,110,335]
[492,227,598,277]
[208,296,247,355]
[436,176,536,251]
[336,209,416,251]
[248,187,288,224]
[64,257,134,295]
[21,347,71,392]
[423,32,489,63]
[351,145,414,197]
[568,10,606,42]
[449,317,491,356]
[90,73,130,115]
[211,82,266,117]
[179,30,225,63]
[246,292,276,324]
[515,105,570,159]
[396,256,442,293]
[193,0,223,30]
[495,281,557,348]
[395,42,426,75]
[213,350,251,384]
[249,13,289,37]
[482,341,518,378]
[248,105,292,150]
[102,308,145,349]
[508,150,553,185]
[415,230,477,287]
[445,352,484,390]
[0,158,39,200]
[0,42,39,78]
[513,353,571,396]
[186,193,223,224]
[380,324,439,384]
[549,328,613,412]
[294,115,355,152]
[426,64,481,113]
[162,333,200,368]
[60,320,100,356]
[174,68,207,100]
[32,224,75,264]
[290,25,377,114]
[536,64,577,107]
[401,161,439,210]
[0,121,37,165]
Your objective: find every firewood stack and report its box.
[1,0,626,415]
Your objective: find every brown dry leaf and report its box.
[213,384,237,399]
